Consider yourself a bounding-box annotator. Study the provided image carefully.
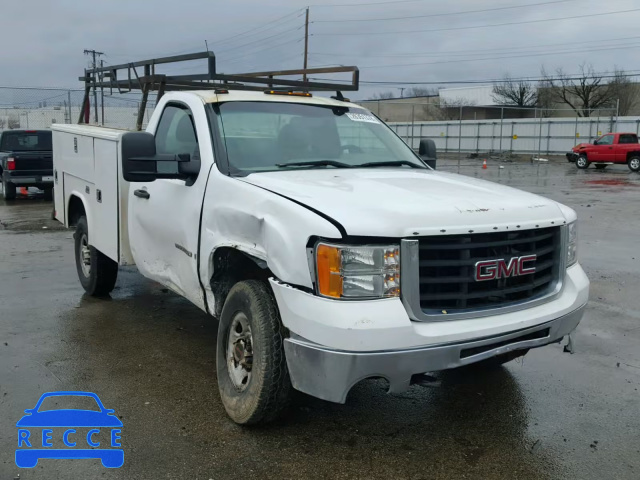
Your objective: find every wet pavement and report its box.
[1,160,639,479]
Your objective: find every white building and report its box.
[439,85,496,106]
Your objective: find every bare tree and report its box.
[542,64,617,117]
[536,77,555,118]
[608,68,639,116]
[432,98,470,121]
[408,87,438,97]
[7,114,20,129]
[492,75,538,107]
[0,117,5,130]
[373,91,396,100]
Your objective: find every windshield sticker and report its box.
[346,112,380,124]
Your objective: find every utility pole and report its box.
[100,59,105,125]
[303,7,309,83]
[67,90,72,125]
[84,49,104,123]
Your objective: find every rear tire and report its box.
[216,280,291,425]
[43,187,53,201]
[576,155,589,169]
[74,216,118,296]
[629,156,640,172]
[2,180,16,200]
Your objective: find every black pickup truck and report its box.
[0,129,53,200]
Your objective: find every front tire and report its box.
[2,180,16,200]
[629,156,640,172]
[74,216,118,296]
[576,155,589,169]
[216,280,291,425]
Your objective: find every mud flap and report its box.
[563,334,575,354]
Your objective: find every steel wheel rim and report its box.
[79,233,91,277]
[631,159,640,170]
[577,157,587,167]
[227,312,253,391]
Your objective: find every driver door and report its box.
[127,101,211,310]
[590,134,615,161]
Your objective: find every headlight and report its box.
[315,243,400,299]
[567,221,578,267]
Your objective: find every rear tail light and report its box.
[7,157,16,170]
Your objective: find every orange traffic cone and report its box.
[482,159,487,169]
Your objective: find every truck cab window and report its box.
[619,134,638,144]
[156,105,201,164]
[597,134,614,146]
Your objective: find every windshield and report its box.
[0,130,52,152]
[214,102,424,174]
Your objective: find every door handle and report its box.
[134,189,150,199]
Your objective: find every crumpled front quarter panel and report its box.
[199,172,341,308]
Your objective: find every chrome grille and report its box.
[417,227,562,314]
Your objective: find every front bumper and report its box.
[284,304,585,403]
[271,262,589,403]
[566,152,578,162]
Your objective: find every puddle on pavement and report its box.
[583,179,640,187]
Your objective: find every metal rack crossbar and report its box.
[78,51,359,129]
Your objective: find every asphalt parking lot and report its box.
[1,159,639,479]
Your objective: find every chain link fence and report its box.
[0,86,157,131]
[355,100,630,157]
[1,87,634,159]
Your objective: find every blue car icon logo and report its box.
[16,391,123,468]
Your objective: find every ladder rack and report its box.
[78,51,359,129]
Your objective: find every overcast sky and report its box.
[2,0,640,99]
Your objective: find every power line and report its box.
[231,53,306,73]
[0,93,70,107]
[215,25,304,54]
[311,70,640,86]
[310,0,442,7]
[219,37,305,67]
[313,8,640,36]
[354,43,640,69]
[310,35,640,59]
[0,85,83,92]
[106,45,206,60]
[104,9,304,61]
[313,0,576,23]
[207,8,305,47]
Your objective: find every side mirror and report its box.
[121,132,200,182]
[419,138,437,170]
[593,140,599,145]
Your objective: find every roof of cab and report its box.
[173,89,361,109]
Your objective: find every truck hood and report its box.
[572,143,592,151]
[241,168,569,237]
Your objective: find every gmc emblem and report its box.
[475,255,537,282]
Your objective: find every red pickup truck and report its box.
[567,132,640,172]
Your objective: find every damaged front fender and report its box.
[199,173,342,312]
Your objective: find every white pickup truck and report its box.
[52,89,589,424]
